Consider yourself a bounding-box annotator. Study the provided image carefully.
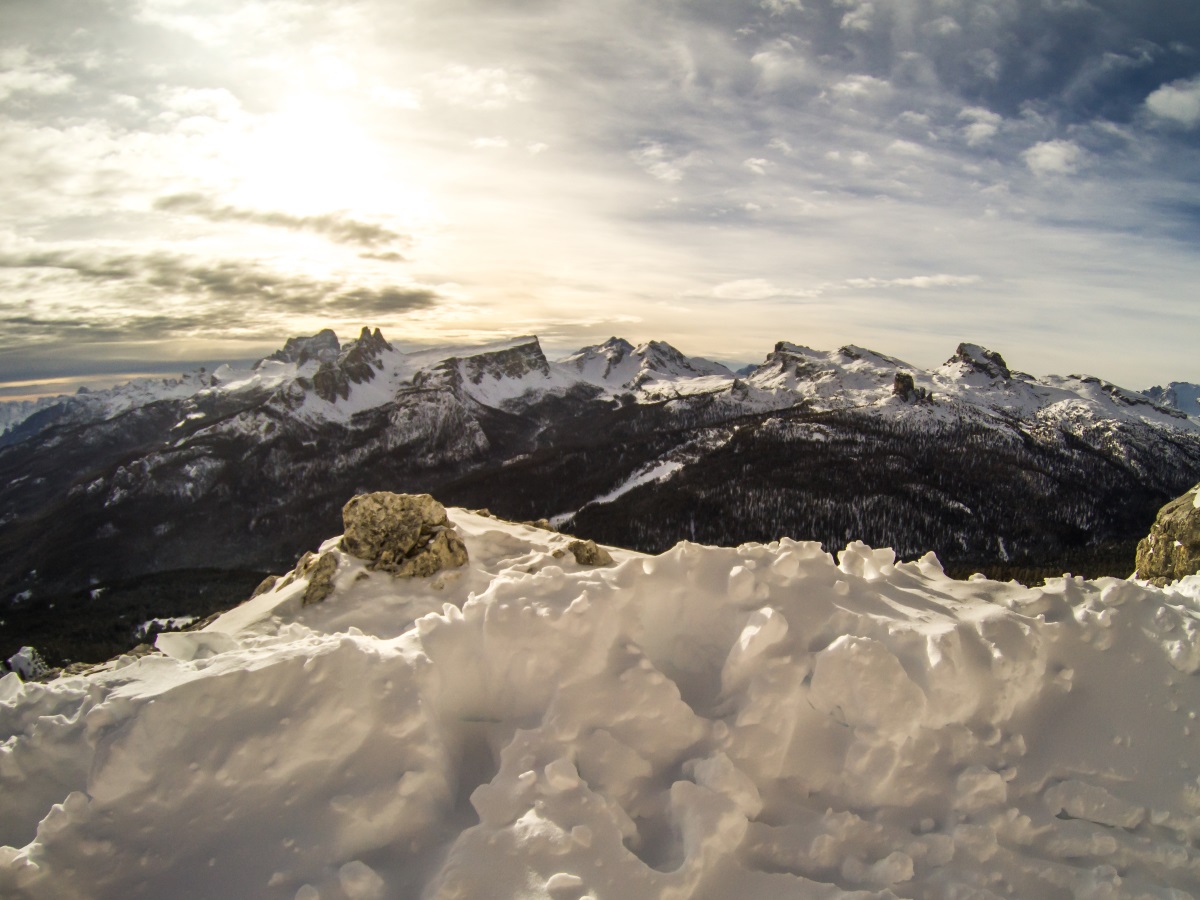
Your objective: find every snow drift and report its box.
[2,507,1200,899]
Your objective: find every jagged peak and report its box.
[771,341,820,357]
[261,328,341,367]
[598,336,634,352]
[946,343,1010,380]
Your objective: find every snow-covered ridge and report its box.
[3,329,1195,439]
[2,508,1199,898]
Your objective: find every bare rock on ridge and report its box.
[567,539,614,566]
[341,492,469,577]
[1136,484,1200,586]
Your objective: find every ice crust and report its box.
[2,513,1200,899]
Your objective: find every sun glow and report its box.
[228,93,437,230]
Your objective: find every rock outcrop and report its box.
[340,492,469,577]
[949,343,1011,381]
[567,539,614,566]
[1136,484,1200,586]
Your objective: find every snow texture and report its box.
[3,513,1200,899]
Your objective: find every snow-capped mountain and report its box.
[559,337,733,391]
[1145,381,1200,418]
[3,503,1200,898]
[2,327,1199,665]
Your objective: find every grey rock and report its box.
[567,539,614,566]
[301,552,339,606]
[340,492,469,577]
[950,343,1010,381]
[251,574,279,598]
[1136,485,1200,586]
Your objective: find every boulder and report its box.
[301,552,339,606]
[341,492,469,577]
[1135,484,1200,586]
[567,539,614,567]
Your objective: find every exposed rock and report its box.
[311,327,394,402]
[312,362,352,403]
[1136,484,1200,586]
[950,343,1010,381]
[340,492,469,577]
[301,552,339,606]
[339,327,393,384]
[251,574,279,598]
[264,329,341,367]
[893,371,931,404]
[567,539,614,566]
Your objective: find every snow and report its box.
[3,511,1200,899]
[589,459,684,506]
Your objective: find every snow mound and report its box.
[3,513,1200,899]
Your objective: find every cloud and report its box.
[630,142,703,184]
[0,248,439,344]
[844,275,983,290]
[1145,75,1200,128]
[761,0,803,14]
[743,158,771,175]
[711,279,787,301]
[750,41,814,92]
[835,0,875,33]
[1022,140,1084,176]
[153,194,408,251]
[959,107,1002,146]
[0,49,75,102]
[886,140,927,157]
[829,75,890,101]
[424,64,534,109]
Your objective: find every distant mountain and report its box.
[3,329,1199,664]
[1144,381,1200,417]
[559,337,733,390]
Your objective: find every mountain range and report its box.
[3,327,1200,664]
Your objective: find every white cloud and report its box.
[761,0,803,14]
[959,107,1002,146]
[1145,75,1200,128]
[631,142,702,184]
[836,0,876,32]
[923,15,962,38]
[0,50,75,102]
[743,157,771,175]
[1022,140,1084,176]
[425,65,534,110]
[156,86,244,121]
[845,274,982,289]
[711,278,820,301]
[830,74,891,101]
[887,140,927,157]
[750,41,812,91]
[471,136,509,150]
[767,137,795,156]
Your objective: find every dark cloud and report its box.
[0,248,440,346]
[153,193,409,252]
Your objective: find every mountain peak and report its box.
[948,343,1011,380]
[263,328,341,367]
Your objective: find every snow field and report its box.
[1,511,1199,899]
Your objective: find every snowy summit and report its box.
[2,498,1200,899]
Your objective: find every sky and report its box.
[2,0,1200,399]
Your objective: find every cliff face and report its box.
[1136,484,1200,586]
